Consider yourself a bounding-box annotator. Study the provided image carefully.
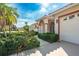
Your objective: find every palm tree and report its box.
[0,3,6,32]
[5,6,19,33]
[0,3,19,33]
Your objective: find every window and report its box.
[69,14,75,19]
[63,17,67,21]
[77,13,79,16]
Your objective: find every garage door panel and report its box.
[60,16,79,44]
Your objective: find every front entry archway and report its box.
[38,20,45,33]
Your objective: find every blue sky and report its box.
[7,3,68,28]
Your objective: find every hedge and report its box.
[38,33,59,43]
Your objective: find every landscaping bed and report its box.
[0,32,40,56]
[38,33,59,43]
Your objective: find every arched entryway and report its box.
[48,20,54,33]
[38,20,45,33]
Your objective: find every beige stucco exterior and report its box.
[36,16,54,33]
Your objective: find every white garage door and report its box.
[60,14,79,44]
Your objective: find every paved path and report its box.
[10,37,79,56]
[35,35,51,47]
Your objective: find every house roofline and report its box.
[36,3,72,22]
[49,3,79,16]
[36,15,51,22]
[36,3,79,22]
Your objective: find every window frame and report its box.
[63,17,67,21]
[69,14,75,19]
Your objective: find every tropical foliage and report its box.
[0,32,40,56]
[0,3,19,32]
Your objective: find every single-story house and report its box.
[34,3,79,45]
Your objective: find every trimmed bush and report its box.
[38,33,58,43]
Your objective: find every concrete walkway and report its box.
[10,38,79,56]
[35,35,51,47]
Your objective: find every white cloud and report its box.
[17,19,28,22]
[16,22,25,28]
[39,3,50,13]
[41,3,50,8]
[52,4,58,8]
[27,20,36,25]
[15,18,27,28]
[40,7,47,12]
[25,3,51,19]
[15,18,36,28]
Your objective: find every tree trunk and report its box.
[1,25,6,37]
[9,25,11,34]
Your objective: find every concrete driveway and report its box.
[11,40,79,56]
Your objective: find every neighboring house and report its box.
[49,3,79,44]
[36,16,54,33]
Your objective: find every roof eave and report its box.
[49,3,78,16]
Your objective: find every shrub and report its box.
[0,37,18,55]
[25,37,40,49]
[29,30,38,36]
[38,33,58,43]
[0,32,40,56]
